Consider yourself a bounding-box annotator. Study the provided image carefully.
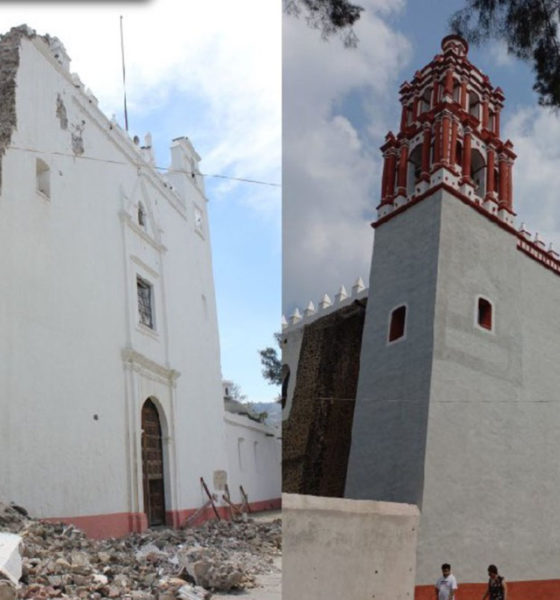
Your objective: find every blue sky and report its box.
[284,0,560,315]
[0,1,281,405]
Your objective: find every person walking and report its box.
[435,563,458,600]
[482,564,507,600]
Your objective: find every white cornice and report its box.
[122,347,180,385]
[119,210,167,253]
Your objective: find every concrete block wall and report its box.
[283,493,419,600]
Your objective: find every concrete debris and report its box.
[0,533,22,585]
[0,502,281,599]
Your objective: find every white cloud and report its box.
[283,1,410,312]
[0,0,280,215]
[504,106,560,247]
[487,40,516,68]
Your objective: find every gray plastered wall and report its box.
[418,192,560,584]
[346,186,560,585]
[345,190,443,506]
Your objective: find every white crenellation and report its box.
[304,301,316,317]
[319,294,332,310]
[283,278,369,333]
[335,285,348,304]
[290,307,302,325]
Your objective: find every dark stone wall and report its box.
[282,299,366,497]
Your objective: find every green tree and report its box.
[284,0,364,47]
[258,333,282,386]
[451,0,560,107]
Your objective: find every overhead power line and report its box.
[7,144,281,188]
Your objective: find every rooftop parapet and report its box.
[282,276,368,332]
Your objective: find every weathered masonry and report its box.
[0,25,279,537]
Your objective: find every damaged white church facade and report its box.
[0,26,280,538]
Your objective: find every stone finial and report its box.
[304,301,316,317]
[352,276,366,296]
[290,308,302,325]
[47,36,71,70]
[519,223,531,240]
[335,285,349,304]
[534,232,546,249]
[319,294,332,310]
[281,315,288,330]
[71,73,83,89]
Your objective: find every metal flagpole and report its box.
[120,15,129,132]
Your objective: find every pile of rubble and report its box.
[0,502,281,599]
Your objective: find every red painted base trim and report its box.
[167,497,282,528]
[42,512,147,539]
[416,579,560,600]
[41,498,281,539]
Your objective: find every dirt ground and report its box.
[212,510,282,600]
[212,556,281,600]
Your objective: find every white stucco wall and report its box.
[224,413,281,506]
[0,32,227,523]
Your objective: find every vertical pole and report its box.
[120,16,129,132]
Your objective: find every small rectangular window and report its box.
[478,298,492,330]
[389,305,406,342]
[137,277,154,329]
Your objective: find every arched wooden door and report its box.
[141,399,166,526]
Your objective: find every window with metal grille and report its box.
[478,297,492,330]
[138,203,146,228]
[137,277,153,328]
[388,305,406,342]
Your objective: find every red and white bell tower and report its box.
[378,34,516,227]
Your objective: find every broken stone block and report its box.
[0,532,21,585]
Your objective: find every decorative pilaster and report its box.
[421,124,431,181]
[461,128,472,184]
[441,112,452,165]
[485,145,496,199]
[397,141,409,196]
[433,119,442,168]
[482,96,489,130]
[449,119,458,168]
[460,80,467,109]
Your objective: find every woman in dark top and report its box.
[482,564,507,600]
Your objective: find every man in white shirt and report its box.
[435,563,458,600]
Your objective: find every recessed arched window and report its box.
[469,91,480,120]
[388,305,407,342]
[407,144,423,195]
[455,141,463,166]
[421,87,432,113]
[452,80,461,103]
[36,158,50,198]
[477,297,493,331]
[488,110,496,133]
[471,149,486,197]
[281,364,290,410]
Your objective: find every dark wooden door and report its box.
[141,399,166,526]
